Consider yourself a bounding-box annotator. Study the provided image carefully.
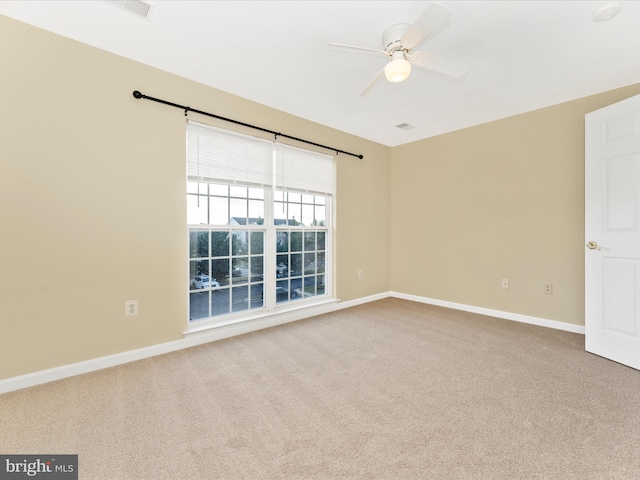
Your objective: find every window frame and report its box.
[186,122,334,330]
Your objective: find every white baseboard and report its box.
[0,294,388,395]
[0,291,582,395]
[390,291,586,335]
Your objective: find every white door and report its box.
[585,93,640,370]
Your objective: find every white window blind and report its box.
[275,143,335,195]
[187,121,335,195]
[187,121,273,187]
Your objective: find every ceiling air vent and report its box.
[395,123,415,131]
[105,0,153,19]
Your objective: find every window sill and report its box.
[183,297,340,338]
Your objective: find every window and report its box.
[187,121,334,324]
[274,192,327,303]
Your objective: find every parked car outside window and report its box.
[193,275,220,289]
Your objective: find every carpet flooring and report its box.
[1,298,640,479]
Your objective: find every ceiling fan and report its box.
[329,2,468,96]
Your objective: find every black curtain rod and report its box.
[132,90,363,159]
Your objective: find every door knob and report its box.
[586,241,601,250]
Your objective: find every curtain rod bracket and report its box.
[132,90,363,159]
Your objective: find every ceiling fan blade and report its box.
[400,2,451,51]
[329,43,389,57]
[410,51,468,78]
[358,67,386,97]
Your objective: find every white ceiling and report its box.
[1,0,639,147]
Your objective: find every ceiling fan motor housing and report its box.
[382,23,411,53]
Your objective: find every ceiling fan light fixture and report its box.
[385,53,412,83]
[385,58,411,82]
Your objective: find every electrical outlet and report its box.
[358,270,364,279]
[544,284,553,295]
[125,300,139,317]
[501,278,509,289]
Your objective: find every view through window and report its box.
[187,122,334,324]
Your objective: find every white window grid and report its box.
[188,181,332,325]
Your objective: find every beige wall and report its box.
[0,16,391,380]
[390,83,640,326]
[3,13,640,382]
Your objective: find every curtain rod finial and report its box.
[133,90,143,99]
